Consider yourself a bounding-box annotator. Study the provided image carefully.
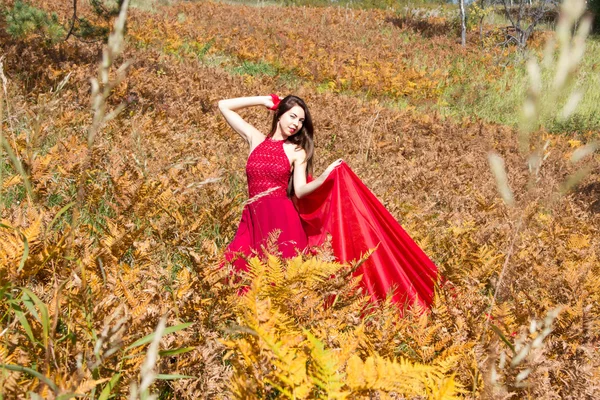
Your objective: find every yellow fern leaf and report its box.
[2,175,22,189]
[346,354,366,388]
[430,374,464,400]
[568,234,590,250]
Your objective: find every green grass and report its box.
[0,158,22,210]
[1,184,27,209]
[177,39,214,60]
[47,192,64,207]
[436,38,600,133]
[229,60,279,77]
[79,193,118,241]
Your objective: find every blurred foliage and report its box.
[4,0,65,43]
[228,0,445,9]
[1,0,126,44]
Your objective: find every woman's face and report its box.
[278,105,305,138]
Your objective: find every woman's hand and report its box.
[323,158,343,179]
[266,94,281,110]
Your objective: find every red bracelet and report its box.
[269,93,281,110]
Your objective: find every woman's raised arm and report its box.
[218,96,275,146]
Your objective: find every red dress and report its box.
[225,139,437,309]
[225,137,308,271]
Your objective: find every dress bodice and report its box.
[246,138,291,199]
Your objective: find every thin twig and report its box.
[364,110,380,162]
[65,0,78,41]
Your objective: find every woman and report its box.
[219,94,438,309]
[218,94,342,271]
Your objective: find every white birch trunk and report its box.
[459,0,467,47]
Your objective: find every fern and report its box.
[304,330,346,399]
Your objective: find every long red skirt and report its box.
[225,196,308,272]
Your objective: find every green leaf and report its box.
[98,373,121,400]
[0,283,12,300]
[125,322,193,351]
[11,304,38,346]
[45,201,75,236]
[21,292,40,322]
[155,374,196,380]
[0,364,58,392]
[490,324,516,354]
[158,346,195,357]
[20,287,50,349]
[17,234,29,273]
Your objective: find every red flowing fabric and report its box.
[296,162,438,308]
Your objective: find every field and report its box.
[0,0,599,398]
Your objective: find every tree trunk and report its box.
[459,0,467,47]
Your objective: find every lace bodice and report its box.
[246,138,291,199]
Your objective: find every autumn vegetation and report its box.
[0,0,599,398]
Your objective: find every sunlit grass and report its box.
[438,37,600,132]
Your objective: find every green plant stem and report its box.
[0,364,58,393]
